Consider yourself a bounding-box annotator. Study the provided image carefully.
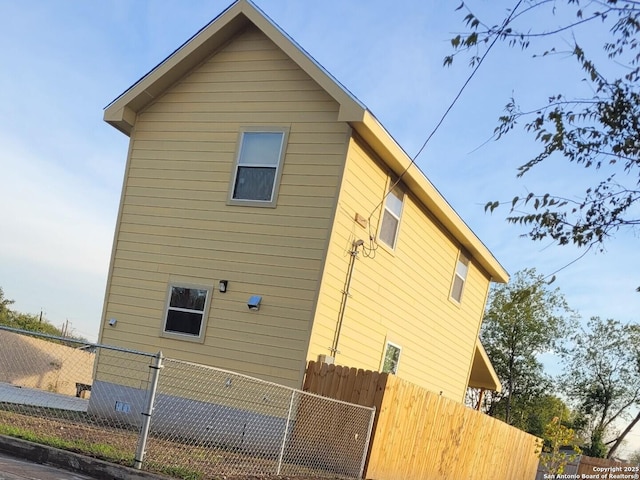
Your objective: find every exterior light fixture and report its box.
[247,295,262,311]
[219,280,228,293]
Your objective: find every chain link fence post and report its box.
[276,390,296,475]
[359,406,376,479]
[134,350,164,470]
[0,328,375,479]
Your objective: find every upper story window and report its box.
[379,183,404,249]
[228,127,289,207]
[382,341,402,375]
[450,252,469,303]
[162,284,211,342]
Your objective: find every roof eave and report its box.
[103,0,366,136]
[102,0,508,285]
[353,111,509,283]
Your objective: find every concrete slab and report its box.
[0,383,88,413]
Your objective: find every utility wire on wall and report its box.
[330,2,526,357]
[363,0,525,251]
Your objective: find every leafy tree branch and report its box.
[448,0,640,253]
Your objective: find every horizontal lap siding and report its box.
[101,26,349,388]
[308,138,491,401]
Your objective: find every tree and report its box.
[4,311,62,337]
[0,287,86,342]
[539,417,582,476]
[485,391,578,439]
[629,449,640,465]
[447,1,640,254]
[0,287,14,323]
[562,316,640,458]
[526,394,574,440]
[480,268,574,429]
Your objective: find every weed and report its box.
[145,461,204,480]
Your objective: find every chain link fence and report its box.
[0,326,375,479]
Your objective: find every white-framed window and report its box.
[162,284,211,342]
[450,252,470,303]
[381,341,402,375]
[228,127,289,207]
[379,182,404,249]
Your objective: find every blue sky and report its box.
[1,0,639,453]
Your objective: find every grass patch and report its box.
[0,420,204,479]
[0,411,326,479]
[0,423,133,465]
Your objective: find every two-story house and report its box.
[95,0,506,405]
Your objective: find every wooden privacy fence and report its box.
[303,361,541,480]
[536,454,639,479]
[577,456,639,476]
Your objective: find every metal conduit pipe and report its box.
[329,239,364,358]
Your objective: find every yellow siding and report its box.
[307,137,491,401]
[101,20,497,399]
[100,25,350,388]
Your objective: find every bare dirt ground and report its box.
[0,409,346,480]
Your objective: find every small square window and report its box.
[162,284,211,341]
[450,253,469,303]
[382,342,402,375]
[379,183,404,249]
[228,128,289,207]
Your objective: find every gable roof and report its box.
[104,0,509,283]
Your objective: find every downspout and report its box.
[329,239,364,358]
